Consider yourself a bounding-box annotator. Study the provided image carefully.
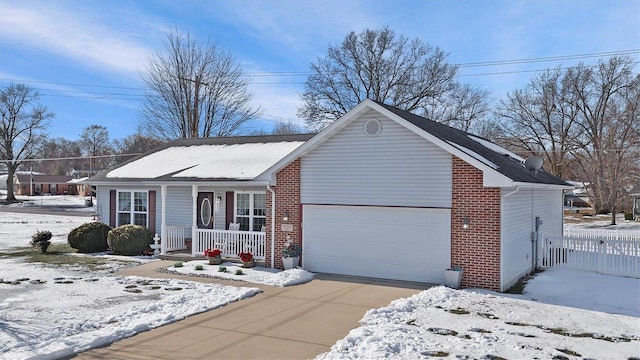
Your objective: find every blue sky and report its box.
[0,0,638,142]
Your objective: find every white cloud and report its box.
[0,3,155,78]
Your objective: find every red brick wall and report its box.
[266,159,302,269]
[451,156,502,291]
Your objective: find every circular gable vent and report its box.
[364,119,382,136]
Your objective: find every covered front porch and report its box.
[158,184,269,262]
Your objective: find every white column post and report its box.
[160,184,167,255]
[192,185,198,256]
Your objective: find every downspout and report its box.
[267,184,276,269]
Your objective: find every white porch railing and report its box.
[542,235,640,278]
[193,229,266,259]
[165,226,188,251]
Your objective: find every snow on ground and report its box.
[1,194,98,213]
[164,260,315,287]
[316,285,639,360]
[0,259,262,360]
[0,211,91,251]
[565,211,640,230]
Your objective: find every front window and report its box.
[235,192,266,231]
[117,191,148,227]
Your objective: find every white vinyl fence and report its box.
[542,229,640,278]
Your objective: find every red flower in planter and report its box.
[204,249,221,258]
[238,252,253,263]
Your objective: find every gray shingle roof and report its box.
[376,101,569,186]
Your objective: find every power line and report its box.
[0,153,143,163]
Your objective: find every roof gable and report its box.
[267,100,570,188]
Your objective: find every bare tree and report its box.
[299,27,470,130]
[0,83,53,202]
[422,83,491,133]
[33,137,84,175]
[496,67,580,178]
[567,57,640,224]
[140,29,260,140]
[112,133,164,163]
[497,56,639,224]
[79,125,113,171]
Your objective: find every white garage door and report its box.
[303,205,451,283]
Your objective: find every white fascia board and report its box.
[90,180,270,188]
[258,100,377,185]
[511,182,574,190]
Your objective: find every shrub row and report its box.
[67,222,153,256]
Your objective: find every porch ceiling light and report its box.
[462,217,470,230]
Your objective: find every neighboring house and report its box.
[630,183,640,220]
[563,181,592,209]
[14,174,74,195]
[67,177,93,196]
[90,100,571,292]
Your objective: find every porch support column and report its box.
[160,184,167,255]
[267,184,276,268]
[191,185,198,256]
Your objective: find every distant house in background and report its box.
[70,168,101,178]
[564,181,592,210]
[67,177,93,196]
[13,174,74,195]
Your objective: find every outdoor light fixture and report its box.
[283,211,290,222]
[462,217,470,230]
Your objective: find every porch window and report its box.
[117,191,148,227]
[235,192,266,232]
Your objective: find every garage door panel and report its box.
[303,205,450,283]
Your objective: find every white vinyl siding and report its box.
[301,109,452,208]
[501,188,564,291]
[164,186,193,237]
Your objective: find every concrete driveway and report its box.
[74,261,427,360]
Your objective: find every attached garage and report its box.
[303,205,451,283]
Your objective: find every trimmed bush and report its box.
[624,212,634,221]
[30,230,52,253]
[68,222,111,253]
[107,224,154,256]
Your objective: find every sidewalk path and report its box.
[74,260,427,360]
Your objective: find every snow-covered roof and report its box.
[94,135,314,182]
[67,177,89,184]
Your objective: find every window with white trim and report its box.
[235,192,266,231]
[117,190,148,227]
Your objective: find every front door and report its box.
[197,192,214,229]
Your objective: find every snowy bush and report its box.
[30,230,52,253]
[67,222,111,253]
[107,224,153,256]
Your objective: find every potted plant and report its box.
[204,248,222,265]
[282,242,301,270]
[444,266,463,289]
[238,252,254,268]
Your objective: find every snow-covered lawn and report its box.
[1,194,98,213]
[317,282,639,360]
[1,196,639,359]
[1,259,261,360]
